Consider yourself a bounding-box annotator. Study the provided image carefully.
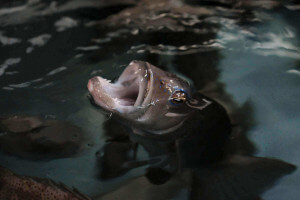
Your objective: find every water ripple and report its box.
[0,58,21,77]
[127,43,223,55]
[0,31,21,45]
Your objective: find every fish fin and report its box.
[145,167,173,185]
[190,155,296,200]
[96,141,137,180]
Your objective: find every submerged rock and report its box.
[0,115,43,133]
[0,115,88,160]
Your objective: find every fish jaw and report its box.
[88,61,153,119]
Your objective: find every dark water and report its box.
[0,0,299,199]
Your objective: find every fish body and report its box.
[0,166,90,200]
[88,61,232,182]
[88,60,223,138]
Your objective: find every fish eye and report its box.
[169,91,188,105]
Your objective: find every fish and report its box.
[87,60,229,138]
[88,61,296,200]
[0,165,91,200]
[87,60,233,183]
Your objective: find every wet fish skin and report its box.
[0,166,91,200]
[88,60,217,137]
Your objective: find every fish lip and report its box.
[87,94,101,109]
[87,61,153,115]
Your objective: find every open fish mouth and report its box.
[87,61,153,115]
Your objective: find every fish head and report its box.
[87,61,212,136]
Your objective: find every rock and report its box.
[0,115,88,160]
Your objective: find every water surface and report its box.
[0,0,299,199]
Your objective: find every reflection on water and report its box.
[0,0,299,199]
